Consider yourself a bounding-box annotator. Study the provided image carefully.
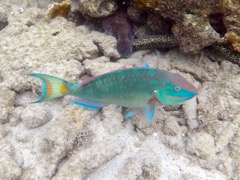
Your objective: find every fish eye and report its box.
[174,85,181,92]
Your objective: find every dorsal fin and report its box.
[143,61,150,68]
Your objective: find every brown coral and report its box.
[225,31,240,53]
[45,0,71,20]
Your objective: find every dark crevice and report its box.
[0,73,3,83]
[209,13,227,37]
[67,10,86,26]
[0,19,8,31]
[92,40,105,57]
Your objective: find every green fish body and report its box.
[75,68,164,108]
[28,65,197,121]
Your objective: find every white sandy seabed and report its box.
[0,2,240,180]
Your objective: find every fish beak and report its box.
[168,92,197,101]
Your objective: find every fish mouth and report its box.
[168,93,197,101]
[153,92,197,105]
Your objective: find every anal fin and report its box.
[125,108,143,119]
[72,99,108,110]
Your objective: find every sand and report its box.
[0,1,240,179]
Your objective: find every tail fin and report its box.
[28,73,73,103]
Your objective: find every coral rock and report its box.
[78,0,117,18]
[9,106,24,127]
[183,97,198,130]
[127,6,147,24]
[186,132,216,159]
[84,57,125,76]
[225,31,240,53]
[172,14,219,53]
[231,131,240,179]
[0,86,15,124]
[0,150,22,179]
[147,12,172,34]
[118,157,162,179]
[163,116,180,136]
[21,104,50,128]
[130,0,240,54]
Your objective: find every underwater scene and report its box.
[0,0,240,179]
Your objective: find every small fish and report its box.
[102,9,134,58]
[52,31,60,36]
[28,64,197,122]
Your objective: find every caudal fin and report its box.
[28,73,73,103]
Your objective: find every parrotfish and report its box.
[28,64,197,122]
[102,9,134,58]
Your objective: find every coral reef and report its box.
[129,0,240,54]
[71,0,240,58]
[0,1,240,180]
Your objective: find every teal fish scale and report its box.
[76,69,164,107]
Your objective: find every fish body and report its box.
[102,9,134,57]
[28,65,197,121]
[73,68,164,108]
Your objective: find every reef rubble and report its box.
[0,1,240,179]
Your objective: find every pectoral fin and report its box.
[145,105,156,122]
[125,98,157,122]
[72,99,108,110]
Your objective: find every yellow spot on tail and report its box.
[154,90,158,93]
[60,82,69,94]
[46,79,53,98]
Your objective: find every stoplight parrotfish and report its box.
[28,63,197,122]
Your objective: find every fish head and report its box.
[153,72,197,105]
